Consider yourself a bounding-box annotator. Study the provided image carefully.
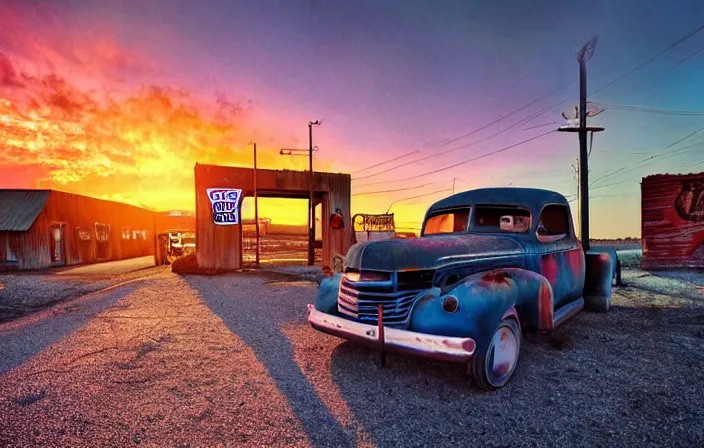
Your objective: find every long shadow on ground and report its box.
[0,284,140,375]
[183,274,354,448]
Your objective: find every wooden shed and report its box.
[0,189,156,270]
[194,163,352,270]
[641,173,704,269]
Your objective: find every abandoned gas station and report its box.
[194,163,352,270]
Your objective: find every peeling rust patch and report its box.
[481,270,511,285]
[538,281,554,330]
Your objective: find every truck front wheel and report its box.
[471,317,521,390]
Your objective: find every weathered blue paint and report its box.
[315,273,343,315]
[309,187,614,372]
[583,250,615,312]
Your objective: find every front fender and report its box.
[409,270,521,352]
[410,268,554,351]
[314,273,342,315]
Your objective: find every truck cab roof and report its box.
[423,188,575,245]
[427,187,569,215]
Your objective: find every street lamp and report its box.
[279,146,318,156]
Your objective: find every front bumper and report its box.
[307,304,476,363]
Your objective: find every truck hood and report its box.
[345,234,525,271]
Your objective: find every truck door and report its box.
[535,204,584,309]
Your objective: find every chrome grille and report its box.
[337,270,430,327]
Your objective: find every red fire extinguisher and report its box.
[330,208,344,230]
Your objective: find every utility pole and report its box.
[452,178,456,194]
[558,37,603,251]
[571,158,580,238]
[279,134,320,266]
[252,142,260,266]
[578,46,590,250]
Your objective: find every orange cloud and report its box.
[0,48,331,227]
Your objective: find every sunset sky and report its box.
[2,0,704,238]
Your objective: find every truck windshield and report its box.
[472,205,531,233]
[423,208,470,235]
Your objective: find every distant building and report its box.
[0,189,155,270]
[641,173,704,269]
[156,210,196,233]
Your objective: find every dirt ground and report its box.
[0,268,702,447]
[0,256,166,323]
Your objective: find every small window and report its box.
[537,204,570,241]
[472,206,531,233]
[423,208,469,235]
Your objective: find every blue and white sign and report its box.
[207,188,243,225]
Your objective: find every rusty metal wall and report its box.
[194,163,352,270]
[2,190,156,270]
[641,173,704,269]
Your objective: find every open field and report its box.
[0,266,702,447]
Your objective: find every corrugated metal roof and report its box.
[0,190,50,231]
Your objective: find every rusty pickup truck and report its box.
[307,187,617,389]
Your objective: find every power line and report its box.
[352,113,543,181]
[593,192,640,198]
[352,150,419,174]
[523,121,562,130]
[356,22,699,183]
[588,180,630,191]
[384,188,453,213]
[383,130,557,184]
[682,159,704,168]
[599,149,652,155]
[590,22,704,96]
[671,43,704,69]
[432,81,572,149]
[568,192,639,203]
[590,128,704,186]
[352,181,450,197]
[524,22,704,126]
[357,24,704,190]
[352,83,572,182]
[591,101,704,116]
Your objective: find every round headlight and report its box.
[442,296,459,314]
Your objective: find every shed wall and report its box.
[641,173,704,269]
[1,190,156,270]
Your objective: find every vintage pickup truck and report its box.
[307,187,617,390]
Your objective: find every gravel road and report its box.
[0,268,702,447]
[0,256,165,323]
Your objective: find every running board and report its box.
[553,297,584,328]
